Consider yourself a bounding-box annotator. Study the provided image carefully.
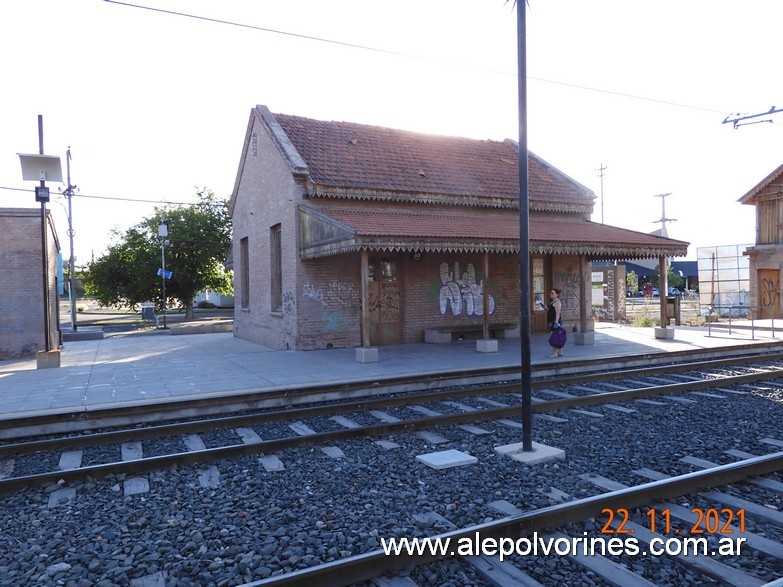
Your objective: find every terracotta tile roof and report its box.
[306,206,688,259]
[273,112,594,212]
[738,162,783,204]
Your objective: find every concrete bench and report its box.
[424,323,519,343]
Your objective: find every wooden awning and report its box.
[299,205,689,261]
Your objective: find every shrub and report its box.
[197,301,217,309]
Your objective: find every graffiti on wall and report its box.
[302,282,325,306]
[553,268,580,315]
[761,277,779,308]
[302,281,359,308]
[438,261,495,316]
[322,310,345,332]
[282,292,295,315]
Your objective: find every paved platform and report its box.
[0,322,780,420]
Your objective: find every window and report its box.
[380,257,396,282]
[240,237,249,308]
[532,256,545,311]
[270,225,282,312]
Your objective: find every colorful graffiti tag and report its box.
[438,261,495,316]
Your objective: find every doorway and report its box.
[367,256,402,345]
[758,269,780,319]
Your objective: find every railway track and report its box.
[1,347,782,586]
[2,352,783,493]
[242,451,783,587]
[3,344,781,441]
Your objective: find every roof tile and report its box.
[275,113,593,209]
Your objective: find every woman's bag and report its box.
[548,327,567,349]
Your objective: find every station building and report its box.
[229,106,688,351]
[0,207,61,358]
[740,162,783,319]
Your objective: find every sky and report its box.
[2,0,782,264]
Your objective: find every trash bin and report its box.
[141,303,155,321]
[665,296,681,326]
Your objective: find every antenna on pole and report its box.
[653,193,676,238]
[722,105,782,129]
[597,163,607,224]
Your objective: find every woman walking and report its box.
[547,288,566,357]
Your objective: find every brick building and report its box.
[739,162,783,319]
[0,208,61,358]
[230,106,688,351]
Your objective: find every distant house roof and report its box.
[738,162,783,205]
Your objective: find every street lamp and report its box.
[17,116,63,367]
[158,218,170,329]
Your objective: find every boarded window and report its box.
[240,237,249,308]
[270,225,282,312]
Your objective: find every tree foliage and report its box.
[651,264,684,291]
[84,189,232,319]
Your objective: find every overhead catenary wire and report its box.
[104,0,734,117]
[0,185,197,207]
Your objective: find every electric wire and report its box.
[104,0,733,116]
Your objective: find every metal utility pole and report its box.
[597,163,607,224]
[38,117,51,352]
[64,147,78,331]
[18,117,63,366]
[653,193,676,238]
[516,1,532,452]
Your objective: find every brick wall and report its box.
[0,208,60,358]
[401,253,519,342]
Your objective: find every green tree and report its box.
[626,270,638,297]
[84,189,232,319]
[651,263,684,292]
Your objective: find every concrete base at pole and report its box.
[573,331,595,345]
[355,347,379,363]
[494,441,565,465]
[36,350,61,369]
[654,326,675,339]
[476,339,498,353]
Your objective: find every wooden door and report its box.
[758,269,780,319]
[531,256,548,332]
[367,256,402,345]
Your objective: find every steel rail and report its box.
[3,357,783,459]
[240,451,783,587]
[3,355,783,459]
[2,366,783,493]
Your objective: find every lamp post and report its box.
[158,218,170,329]
[17,115,63,367]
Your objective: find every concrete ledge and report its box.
[63,327,104,342]
[355,347,379,363]
[494,441,565,465]
[424,329,451,344]
[36,350,61,369]
[169,321,233,335]
[573,331,595,346]
[654,326,675,339]
[495,325,520,339]
[476,339,498,353]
